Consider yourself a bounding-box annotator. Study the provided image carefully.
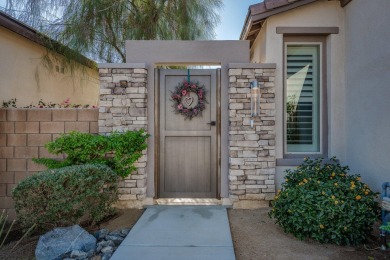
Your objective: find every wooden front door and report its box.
[158,69,218,198]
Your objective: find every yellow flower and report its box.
[334,183,338,186]
[320,224,324,229]
[303,179,308,183]
[285,179,289,182]
[356,177,361,181]
[331,172,336,177]
[274,195,279,200]
[344,227,347,231]
[317,181,320,184]
[364,191,369,195]
[356,195,362,200]
[288,209,292,213]
[277,189,281,194]
[321,191,325,195]
[335,200,339,205]
[350,181,355,185]
[331,195,335,199]
[299,182,304,186]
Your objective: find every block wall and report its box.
[228,67,276,208]
[0,108,98,219]
[98,67,148,207]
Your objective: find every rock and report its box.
[120,228,131,237]
[102,254,112,260]
[86,249,95,258]
[108,230,122,237]
[101,246,114,255]
[70,250,88,259]
[97,240,115,248]
[35,225,97,260]
[106,235,124,246]
[94,229,109,240]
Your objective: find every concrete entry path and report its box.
[111,206,235,260]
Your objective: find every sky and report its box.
[215,0,260,40]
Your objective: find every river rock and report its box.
[35,225,96,260]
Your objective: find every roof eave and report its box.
[0,11,97,70]
[240,0,320,46]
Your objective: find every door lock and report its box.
[207,121,216,126]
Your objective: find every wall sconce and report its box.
[113,80,129,94]
[250,80,260,128]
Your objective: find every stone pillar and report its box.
[228,65,276,209]
[98,64,148,208]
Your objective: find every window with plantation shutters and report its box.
[285,45,320,153]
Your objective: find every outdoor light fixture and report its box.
[250,80,260,128]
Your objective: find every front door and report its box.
[159,69,218,198]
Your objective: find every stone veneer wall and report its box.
[98,67,148,208]
[228,67,276,208]
[0,108,98,218]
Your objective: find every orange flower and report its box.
[356,195,362,200]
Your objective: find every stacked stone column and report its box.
[228,66,276,208]
[98,66,148,208]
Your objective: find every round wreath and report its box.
[171,80,207,120]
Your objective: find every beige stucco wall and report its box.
[343,0,390,192]
[0,27,99,107]
[250,0,346,189]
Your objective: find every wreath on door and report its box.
[171,80,207,120]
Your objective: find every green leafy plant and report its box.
[269,157,380,246]
[12,164,119,231]
[1,98,96,108]
[2,98,17,108]
[380,223,390,232]
[33,130,149,178]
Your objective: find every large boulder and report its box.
[35,225,96,260]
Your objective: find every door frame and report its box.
[154,68,221,199]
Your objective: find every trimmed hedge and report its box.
[13,164,119,230]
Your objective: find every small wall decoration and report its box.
[171,80,207,120]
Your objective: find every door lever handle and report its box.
[207,121,216,126]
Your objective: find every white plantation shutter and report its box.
[286,45,320,153]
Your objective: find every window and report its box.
[284,38,327,157]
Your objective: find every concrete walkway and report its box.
[111,206,235,260]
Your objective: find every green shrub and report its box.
[33,130,149,178]
[269,157,380,245]
[12,164,119,230]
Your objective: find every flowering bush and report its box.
[269,157,380,245]
[2,98,97,108]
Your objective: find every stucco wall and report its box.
[343,0,390,191]
[0,27,99,107]
[250,0,346,189]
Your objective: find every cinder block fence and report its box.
[0,108,98,219]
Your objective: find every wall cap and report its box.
[98,63,146,69]
[228,63,276,69]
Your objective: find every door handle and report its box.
[207,121,216,126]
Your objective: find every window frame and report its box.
[283,36,328,159]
